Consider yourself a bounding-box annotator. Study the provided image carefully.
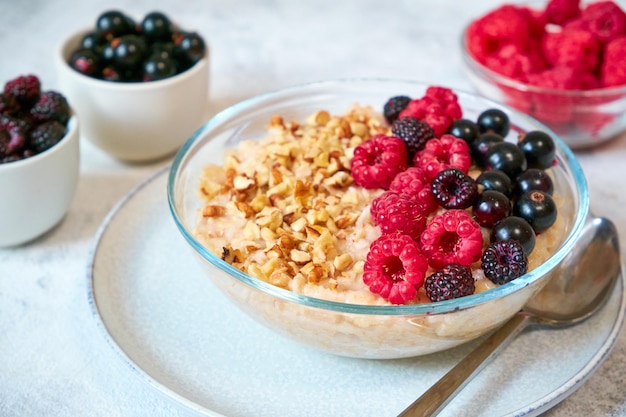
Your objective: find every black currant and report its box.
[80,31,105,51]
[491,216,536,255]
[449,118,480,145]
[175,31,206,65]
[513,190,557,233]
[476,169,512,196]
[470,132,504,167]
[518,130,556,170]
[69,48,102,77]
[486,141,528,179]
[513,168,554,197]
[477,108,510,137]
[113,34,147,68]
[143,55,177,81]
[96,10,134,39]
[142,11,173,42]
[472,190,511,227]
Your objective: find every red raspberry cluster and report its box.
[466,0,626,137]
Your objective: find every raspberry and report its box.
[3,75,41,108]
[526,66,598,90]
[363,233,429,304]
[431,168,478,209]
[0,93,19,116]
[0,116,27,156]
[370,191,428,238]
[580,1,626,43]
[389,167,439,214]
[601,36,626,87]
[350,134,408,189]
[398,93,459,137]
[484,43,547,81]
[383,95,411,124]
[542,29,601,72]
[391,116,435,158]
[28,121,66,153]
[420,209,483,269]
[425,86,458,108]
[413,134,472,180]
[30,91,71,125]
[425,264,475,302]
[465,20,499,64]
[545,0,581,25]
[481,240,528,285]
[477,5,533,52]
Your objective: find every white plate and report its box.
[88,167,626,417]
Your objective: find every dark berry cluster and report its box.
[352,87,560,305]
[68,10,207,83]
[0,75,71,164]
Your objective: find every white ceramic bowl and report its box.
[168,79,591,359]
[0,115,79,247]
[55,28,210,162]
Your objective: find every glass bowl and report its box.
[461,26,626,150]
[168,78,590,359]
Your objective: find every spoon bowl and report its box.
[399,216,622,417]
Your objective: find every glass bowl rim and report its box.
[167,77,590,316]
[460,23,626,98]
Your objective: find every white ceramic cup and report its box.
[0,116,80,247]
[55,29,210,162]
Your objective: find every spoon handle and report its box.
[397,312,532,417]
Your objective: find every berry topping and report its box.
[477,108,511,137]
[475,169,512,196]
[420,209,483,269]
[425,264,476,302]
[30,91,71,125]
[350,134,408,189]
[517,130,556,170]
[388,167,439,214]
[363,233,429,304]
[383,95,411,124]
[513,168,554,196]
[472,190,512,227]
[370,191,428,238]
[28,121,67,154]
[485,141,528,179]
[448,118,480,145]
[391,116,435,159]
[413,134,472,179]
[491,216,536,255]
[431,168,478,209]
[4,75,41,108]
[513,190,558,232]
[481,240,529,285]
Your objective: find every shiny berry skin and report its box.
[113,34,147,68]
[96,10,134,39]
[481,240,528,285]
[513,190,557,233]
[470,132,504,167]
[518,130,556,170]
[383,95,411,124]
[363,233,429,304]
[486,141,528,179]
[391,116,434,159]
[448,118,480,145]
[69,49,102,77]
[513,168,554,197]
[475,169,512,196]
[80,31,105,51]
[472,190,511,227]
[491,216,536,255]
[175,31,206,66]
[425,264,475,302]
[143,55,176,81]
[431,168,478,209]
[477,108,510,137]
[141,11,173,42]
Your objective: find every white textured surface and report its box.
[1,0,626,416]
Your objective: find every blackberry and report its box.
[4,75,41,108]
[425,264,475,302]
[0,93,19,116]
[448,118,480,144]
[518,130,555,170]
[491,216,536,255]
[30,91,71,125]
[477,108,510,137]
[431,168,478,209]
[481,240,528,285]
[28,121,66,153]
[383,95,411,124]
[513,190,557,233]
[0,116,26,155]
[391,116,435,158]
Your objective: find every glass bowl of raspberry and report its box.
[0,75,80,247]
[54,10,209,162]
[461,0,626,149]
[168,78,593,359]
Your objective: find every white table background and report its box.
[1,0,625,416]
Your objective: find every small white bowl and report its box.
[0,115,80,247]
[55,29,210,162]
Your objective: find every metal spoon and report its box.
[398,216,621,417]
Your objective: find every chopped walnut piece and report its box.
[202,205,226,218]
